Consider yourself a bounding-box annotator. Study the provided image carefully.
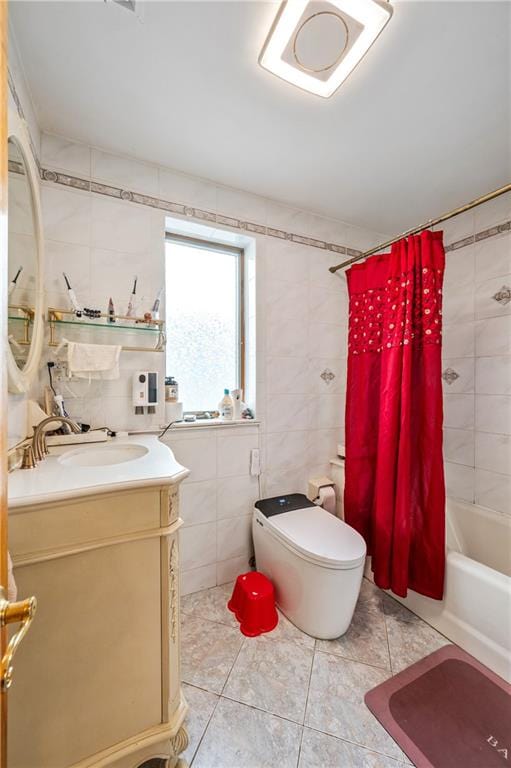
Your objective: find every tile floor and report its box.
[179,578,450,767]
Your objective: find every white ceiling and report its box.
[10,0,511,233]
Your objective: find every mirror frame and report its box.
[7,109,45,394]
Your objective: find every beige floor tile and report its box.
[305,651,405,762]
[268,609,316,649]
[181,614,243,694]
[357,578,385,612]
[385,614,450,673]
[316,603,391,670]
[181,582,238,628]
[299,728,409,767]
[192,697,302,768]
[382,594,421,623]
[182,684,219,765]
[223,635,314,723]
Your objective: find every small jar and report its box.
[165,376,178,402]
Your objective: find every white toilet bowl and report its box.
[252,494,366,639]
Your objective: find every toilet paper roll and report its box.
[318,485,336,515]
[165,401,183,422]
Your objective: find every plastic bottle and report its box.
[231,388,242,420]
[219,389,234,420]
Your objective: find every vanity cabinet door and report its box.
[9,537,163,768]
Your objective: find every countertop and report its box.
[8,435,189,510]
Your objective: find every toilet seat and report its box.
[257,505,366,570]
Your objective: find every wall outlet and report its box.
[250,448,261,476]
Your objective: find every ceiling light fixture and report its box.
[259,0,393,98]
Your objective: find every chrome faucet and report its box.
[32,416,81,462]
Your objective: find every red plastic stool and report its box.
[227,572,279,637]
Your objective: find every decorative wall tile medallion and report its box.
[492,285,511,306]
[41,169,58,183]
[442,368,460,385]
[320,368,336,385]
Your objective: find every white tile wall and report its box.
[442,192,511,515]
[161,425,260,594]
[9,57,510,598]
[27,129,383,592]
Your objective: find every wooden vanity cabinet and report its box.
[8,483,188,768]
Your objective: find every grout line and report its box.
[313,647,391,674]
[186,687,222,767]
[301,642,317,731]
[295,724,306,768]
[303,723,409,766]
[219,633,246,697]
[381,599,394,675]
[218,691,306,728]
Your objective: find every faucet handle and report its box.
[21,445,36,470]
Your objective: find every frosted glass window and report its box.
[165,237,243,412]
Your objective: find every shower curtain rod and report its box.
[328,183,511,274]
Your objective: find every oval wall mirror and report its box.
[7,109,44,393]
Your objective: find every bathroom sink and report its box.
[58,443,149,467]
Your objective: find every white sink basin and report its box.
[58,443,149,468]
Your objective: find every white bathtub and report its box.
[392,497,511,683]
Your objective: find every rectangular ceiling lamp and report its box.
[259,0,393,98]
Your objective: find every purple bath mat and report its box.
[365,644,511,768]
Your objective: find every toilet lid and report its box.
[266,506,366,568]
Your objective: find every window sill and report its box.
[128,418,260,437]
[171,418,259,430]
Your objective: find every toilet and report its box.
[252,493,366,639]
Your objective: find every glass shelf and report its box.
[47,307,166,352]
[51,318,160,333]
[8,315,32,322]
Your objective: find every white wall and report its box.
[30,130,385,593]
[162,423,260,594]
[441,191,511,518]
[9,40,509,597]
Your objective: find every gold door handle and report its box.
[0,588,37,691]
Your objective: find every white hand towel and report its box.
[67,342,121,380]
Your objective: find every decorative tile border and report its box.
[444,220,511,252]
[8,66,511,259]
[39,166,360,255]
[38,163,511,258]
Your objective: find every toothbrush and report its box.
[62,272,82,315]
[108,297,116,324]
[151,286,164,321]
[126,276,138,318]
[8,266,23,297]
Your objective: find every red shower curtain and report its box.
[344,230,446,599]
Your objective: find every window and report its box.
[165,234,244,412]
